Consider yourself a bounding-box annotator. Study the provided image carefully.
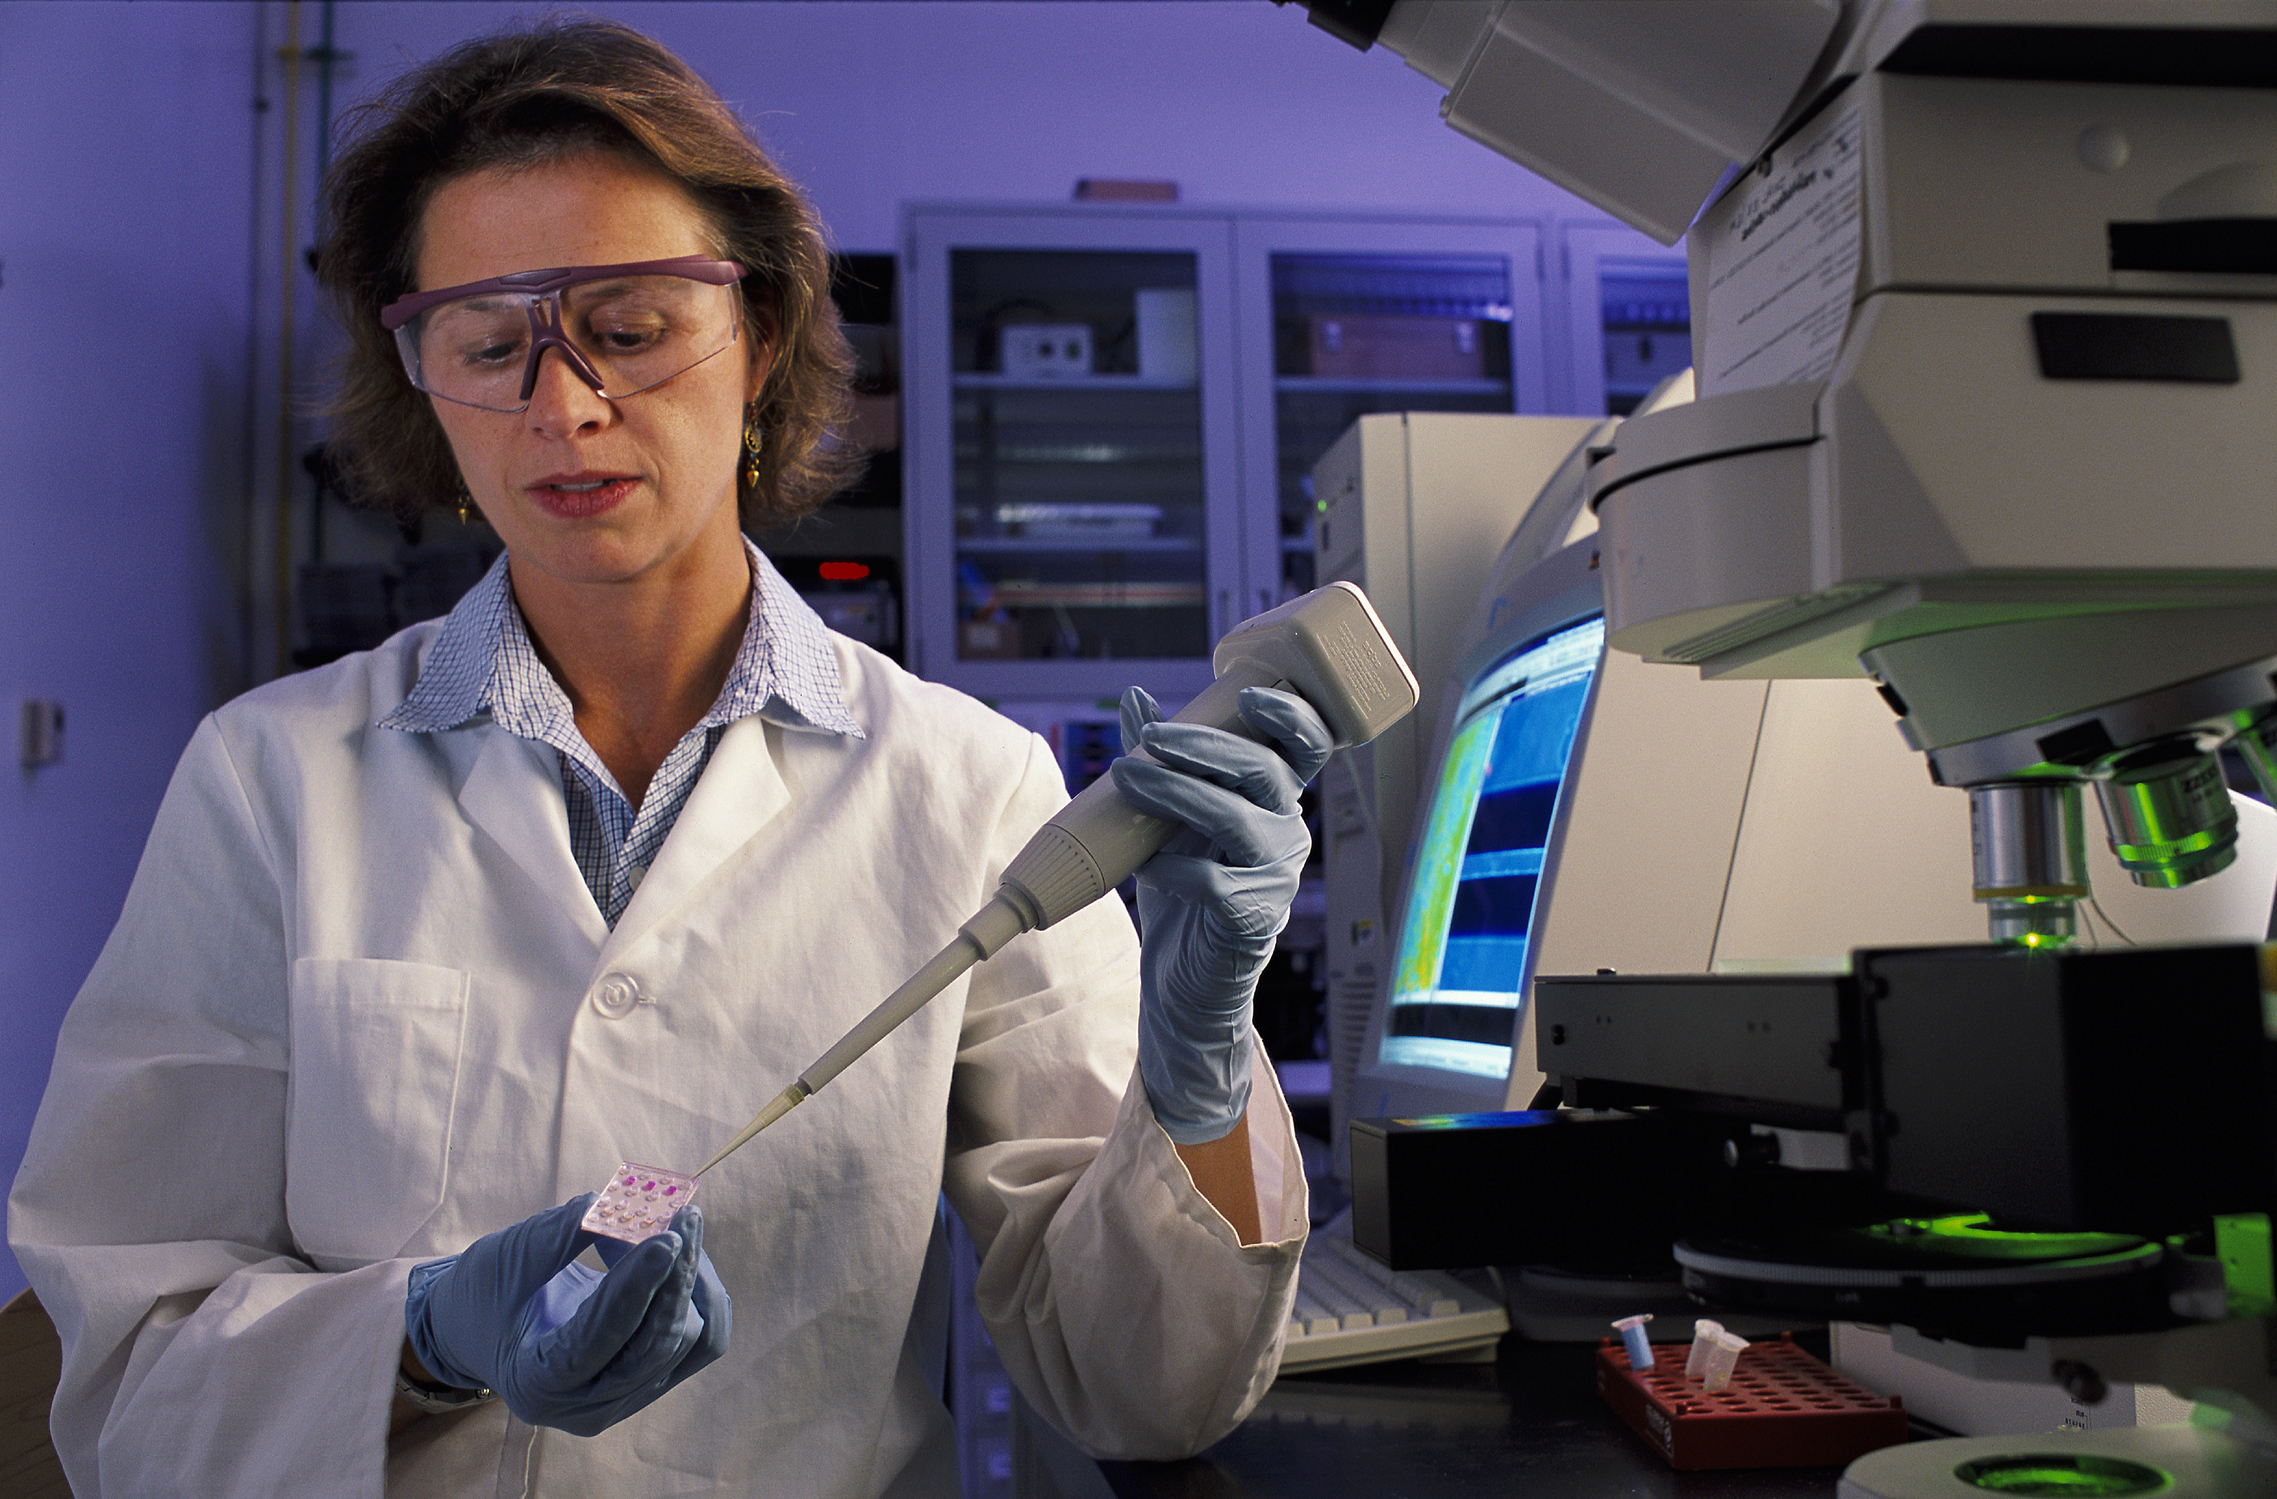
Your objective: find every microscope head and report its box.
[1294,0,2277,947]
[1868,613,2277,943]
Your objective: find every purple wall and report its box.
[327,3,1593,249]
[0,2,259,1304]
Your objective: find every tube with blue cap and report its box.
[1612,1314,1656,1372]
[694,581,1420,1177]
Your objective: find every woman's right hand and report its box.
[404,1195,731,1436]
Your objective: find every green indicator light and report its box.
[1952,1454,2171,1495]
[1869,1215,2141,1262]
[2214,1212,2275,1317]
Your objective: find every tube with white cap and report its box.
[694,582,1420,1178]
[1700,1330,1750,1392]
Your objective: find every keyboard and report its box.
[1280,1212,1509,1374]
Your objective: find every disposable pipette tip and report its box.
[694,904,1014,1181]
[694,1082,808,1178]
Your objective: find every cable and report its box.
[2087,895,2136,947]
[273,0,303,678]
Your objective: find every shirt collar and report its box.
[380,538,864,740]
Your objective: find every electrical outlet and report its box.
[20,699,63,767]
[1000,324,1092,379]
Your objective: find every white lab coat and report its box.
[9,621,1306,1498]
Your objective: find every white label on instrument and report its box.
[1697,103,1863,396]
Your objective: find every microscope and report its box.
[1289,2,2277,1493]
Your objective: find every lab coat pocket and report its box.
[286,957,470,1266]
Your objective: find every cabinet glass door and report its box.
[1234,218,1548,601]
[1556,223,1692,416]
[905,211,1240,700]
[951,249,1206,664]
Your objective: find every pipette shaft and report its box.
[694,895,1022,1176]
[695,582,1419,1177]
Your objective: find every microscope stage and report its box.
[1839,1423,2277,1499]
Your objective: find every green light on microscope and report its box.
[1951,1453,2170,1495]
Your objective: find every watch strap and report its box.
[393,1369,496,1415]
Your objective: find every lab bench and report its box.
[1092,1335,1857,1499]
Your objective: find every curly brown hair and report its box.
[315,17,859,528]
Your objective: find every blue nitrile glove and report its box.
[1111,684,1334,1144]
[404,1195,731,1437]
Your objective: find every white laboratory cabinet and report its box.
[1555,221,1692,417]
[900,204,1555,703]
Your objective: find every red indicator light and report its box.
[818,560,871,582]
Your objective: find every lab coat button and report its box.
[592,973,641,1018]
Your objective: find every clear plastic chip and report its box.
[580,1161,699,1245]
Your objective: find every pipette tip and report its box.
[694,1082,809,1178]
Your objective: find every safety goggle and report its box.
[380,255,748,414]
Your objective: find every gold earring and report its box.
[454,478,473,527]
[741,406,763,490]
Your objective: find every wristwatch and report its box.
[393,1369,497,1415]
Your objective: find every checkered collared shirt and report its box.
[381,540,864,927]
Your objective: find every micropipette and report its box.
[694,582,1418,1177]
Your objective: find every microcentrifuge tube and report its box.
[1685,1318,1726,1380]
[1611,1313,1655,1371]
[1700,1330,1750,1392]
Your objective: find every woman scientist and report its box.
[8,19,1322,1497]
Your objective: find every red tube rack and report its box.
[1595,1332,1909,1471]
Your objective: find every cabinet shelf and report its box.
[1274,376,1511,397]
[956,448,1202,466]
[953,373,1199,393]
[958,536,1202,555]
[992,582,1206,608]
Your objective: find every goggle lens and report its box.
[392,273,742,413]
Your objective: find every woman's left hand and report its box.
[1109,684,1334,1146]
[407,1198,731,1437]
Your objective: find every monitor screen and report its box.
[1378,614,1606,1081]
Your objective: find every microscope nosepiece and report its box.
[2093,739,2238,889]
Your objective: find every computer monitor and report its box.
[1379,614,1602,1083]
[1343,538,1606,1125]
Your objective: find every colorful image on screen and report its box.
[1382,616,1604,1079]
